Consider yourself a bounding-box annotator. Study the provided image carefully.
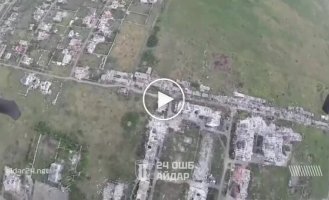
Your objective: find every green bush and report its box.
[141,50,157,66]
[190,81,200,89]
[146,26,160,47]
[146,34,158,47]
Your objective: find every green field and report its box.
[210,135,225,184]
[152,181,189,200]
[0,67,148,199]
[249,165,290,200]
[249,125,329,200]
[160,127,201,175]
[292,125,329,199]
[154,0,329,113]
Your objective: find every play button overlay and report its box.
[143,78,185,121]
[157,91,174,109]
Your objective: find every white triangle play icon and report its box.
[157,91,174,109]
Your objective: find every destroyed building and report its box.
[102,182,126,200]
[133,72,151,89]
[48,163,64,184]
[135,119,169,200]
[229,165,251,200]
[177,101,221,129]
[101,70,133,85]
[74,66,90,80]
[187,134,213,200]
[1,166,33,200]
[233,116,302,166]
[21,73,52,95]
[82,9,97,28]
[97,10,114,36]
[32,181,69,200]
[187,182,208,200]
[53,11,68,23]
[87,34,105,53]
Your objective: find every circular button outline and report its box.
[142,78,185,121]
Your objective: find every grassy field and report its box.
[292,125,329,199]
[111,22,148,72]
[249,165,290,200]
[154,0,329,113]
[152,181,189,200]
[210,135,225,184]
[0,66,148,199]
[248,125,329,200]
[0,69,48,174]
[160,128,201,176]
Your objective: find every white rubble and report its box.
[234,116,302,166]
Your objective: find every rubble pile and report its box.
[102,182,126,200]
[74,66,90,80]
[135,119,169,200]
[2,166,33,200]
[187,134,213,200]
[97,10,114,36]
[230,165,251,200]
[178,101,221,129]
[233,116,302,166]
[21,73,52,95]
[87,34,105,53]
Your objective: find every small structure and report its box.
[103,182,126,200]
[37,31,50,40]
[38,22,52,32]
[0,44,7,58]
[87,34,105,53]
[83,9,97,28]
[21,55,33,65]
[61,49,72,65]
[21,73,40,89]
[101,70,133,85]
[146,67,152,75]
[33,8,45,22]
[140,0,157,3]
[40,81,52,95]
[14,40,28,54]
[4,53,11,60]
[98,10,114,36]
[187,181,208,200]
[53,11,67,22]
[48,163,64,184]
[74,66,90,80]
[68,150,81,170]
[200,84,210,93]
